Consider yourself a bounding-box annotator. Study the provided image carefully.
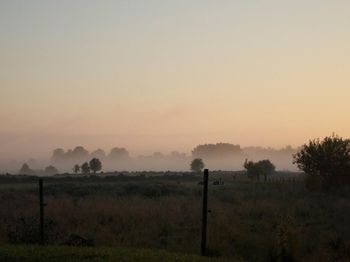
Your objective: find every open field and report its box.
[0,245,229,262]
[0,172,349,261]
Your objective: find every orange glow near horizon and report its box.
[0,1,350,158]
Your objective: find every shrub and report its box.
[293,135,350,190]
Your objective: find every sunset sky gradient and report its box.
[1,0,349,158]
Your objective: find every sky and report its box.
[0,0,350,158]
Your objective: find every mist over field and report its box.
[0,143,298,174]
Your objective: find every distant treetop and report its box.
[91,149,106,159]
[44,165,59,175]
[192,143,242,159]
[18,163,35,175]
[51,146,129,163]
[190,158,205,173]
[108,147,130,159]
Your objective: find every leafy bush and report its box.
[294,135,350,190]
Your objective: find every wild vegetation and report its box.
[0,245,227,262]
[1,135,349,261]
[293,134,350,190]
[0,170,349,261]
[243,159,275,182]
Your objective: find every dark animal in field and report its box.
[62,234,95,247]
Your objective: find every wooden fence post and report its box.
[39,178,44,244]
[201,169,209,256]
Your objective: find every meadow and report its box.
[0,172,349,261]
[0,245,228,262]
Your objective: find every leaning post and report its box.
[201,169,209,256]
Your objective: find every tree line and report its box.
[73,158,102,174]
[52,147,129,163]
[17,134,350,191]
[190,134,350,190]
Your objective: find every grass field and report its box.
[0,245,231,262]
[0,172,349,261]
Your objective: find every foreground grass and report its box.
[0,245,233,262]
[1,175,349,261]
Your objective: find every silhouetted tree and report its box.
[44,165,58,175]
[71,146,89,159]
[73,164,80,174]
[192,143,242,158]
[170,151,186,158]
[91,149,106,159]
[81,162,90,174]
[293,135,350,189]
[259,160,275,182]
[52,148,65,162]
[89,158,102,174]
[244,159,275,182]
[18,163,35,175]
[108,147,129,160]
[190,158,205,173]
[52,146,90,164]
[244,159,262,181]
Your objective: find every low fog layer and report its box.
[0,143,298,174]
